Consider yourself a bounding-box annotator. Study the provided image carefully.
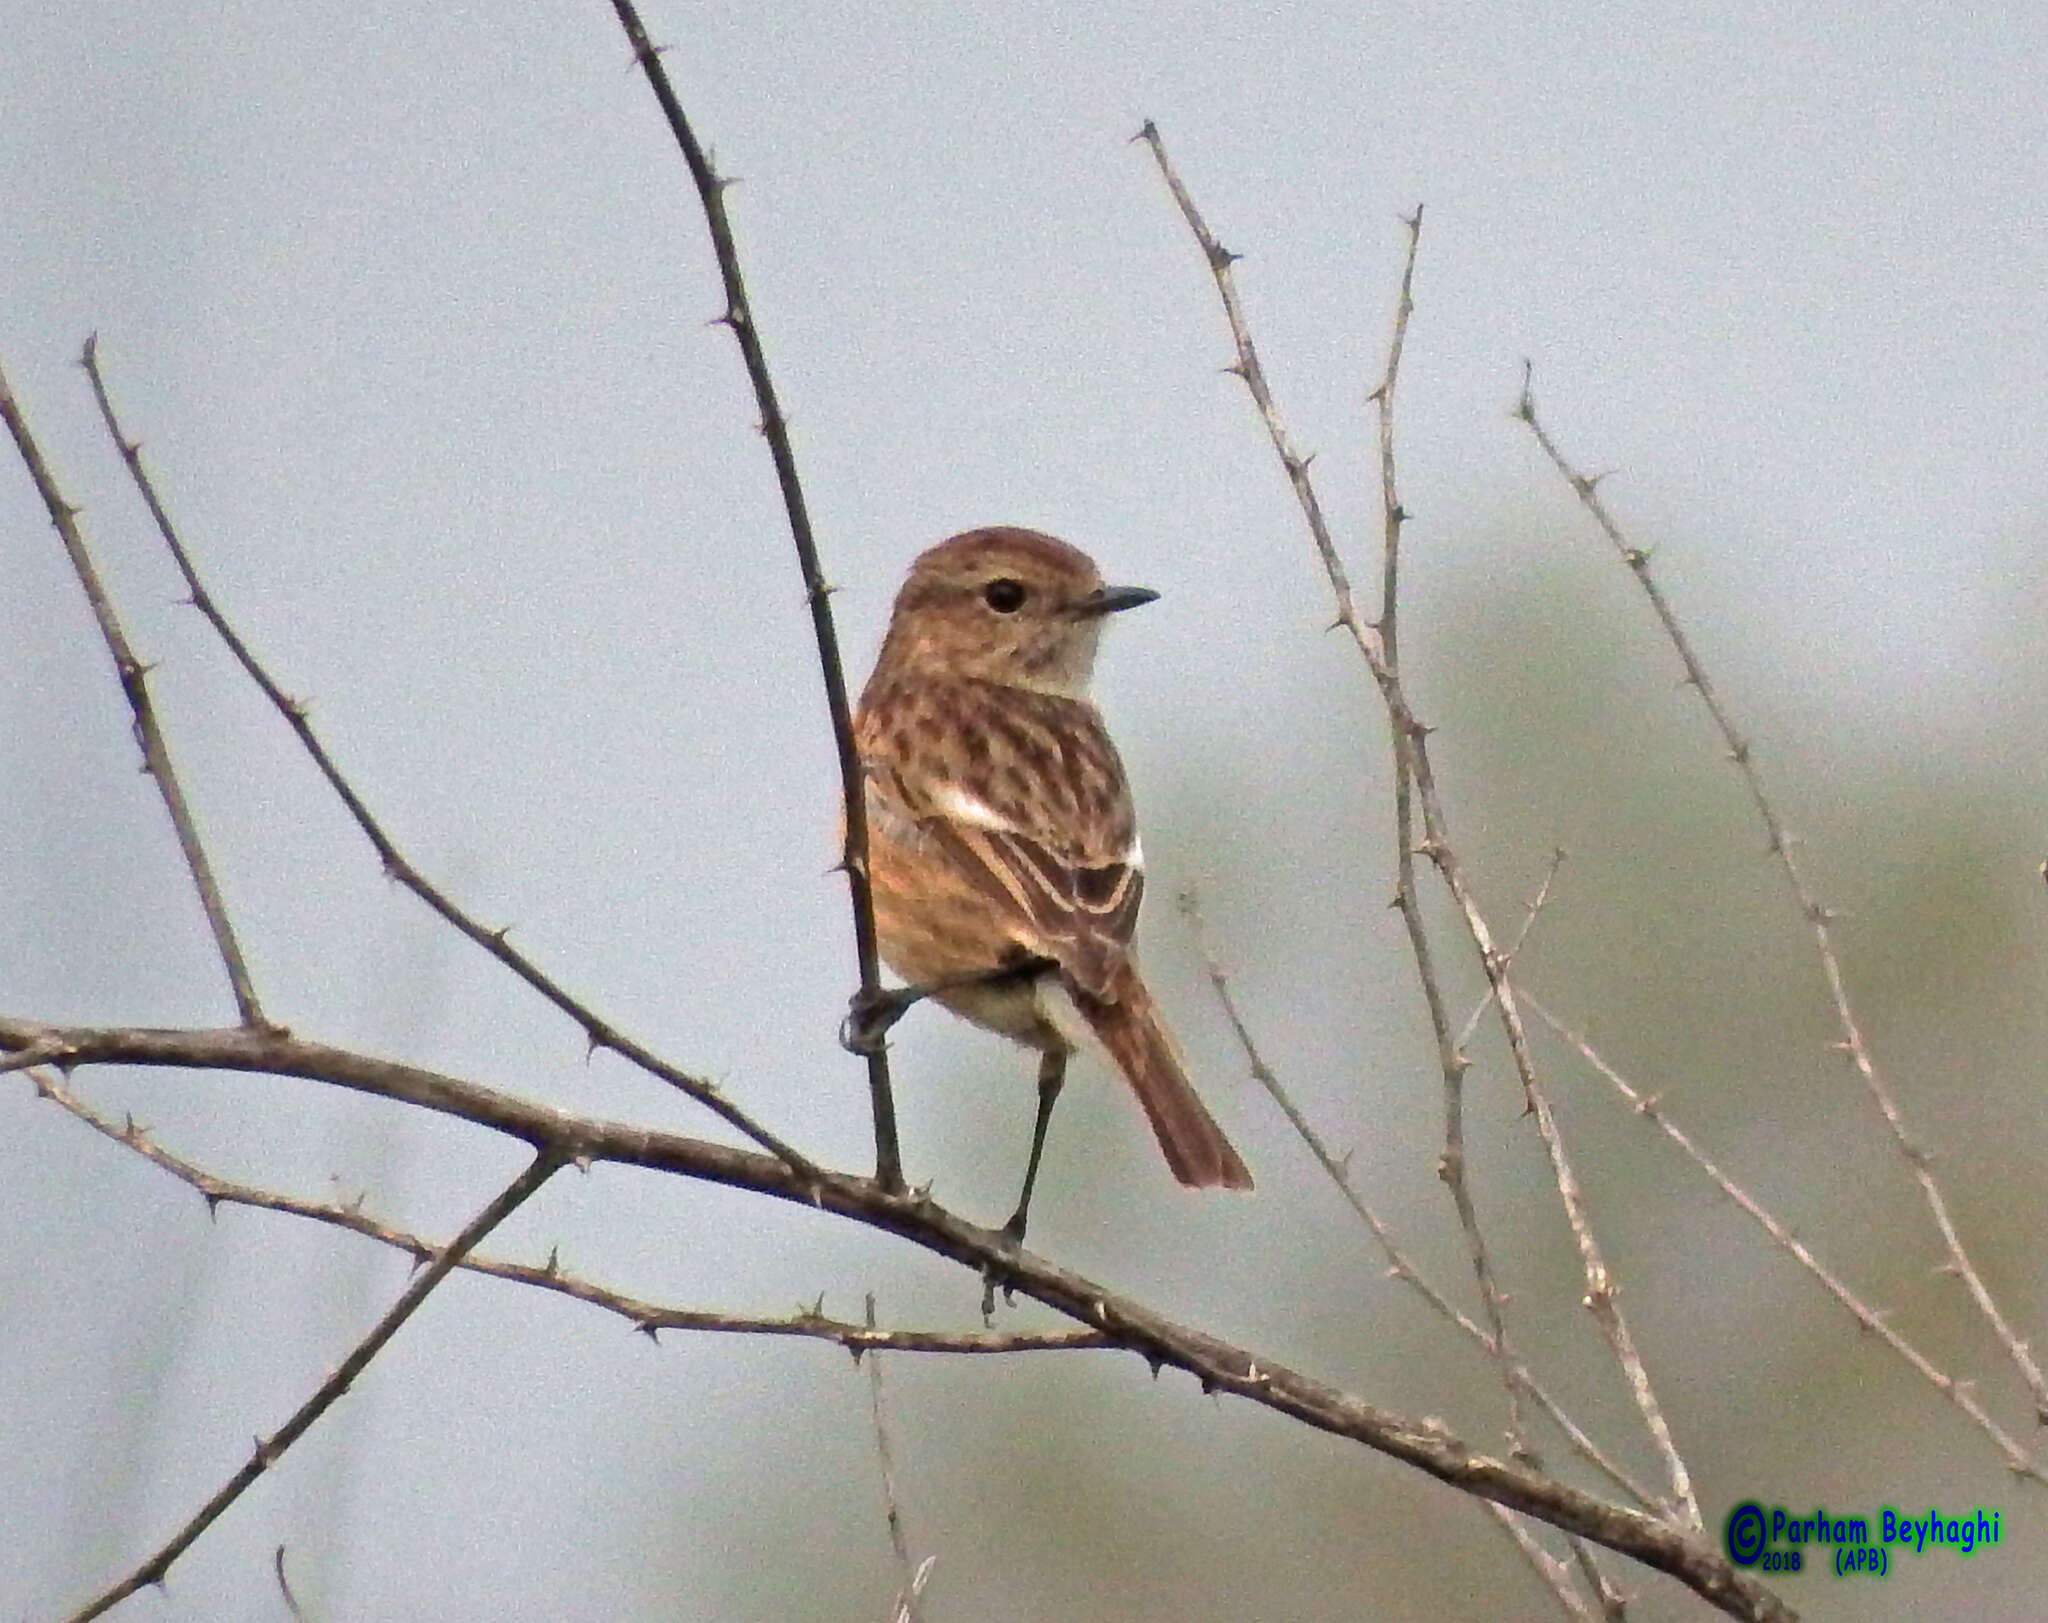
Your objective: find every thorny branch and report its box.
[55,1146,563,1623]
[77,340,816,1179]
[1514,368,2048,1427]
[1,1012,1790,1623]
[30,1063,1111,1357]
[1523,991,2041,1482]
[1361,205,1539,1470]
[1,354,266,1028]
[1138,122,1701,1533]
[1182,893,1656,1513]
[1190,924,1628,1621]
[606,0,903,1193]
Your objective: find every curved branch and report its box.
[72,342,815,1179]
[33,1064,1109,1356]
[3,1014,1789,1622]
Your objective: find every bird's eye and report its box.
[982,578,1028,613]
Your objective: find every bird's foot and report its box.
[838,984,922,1056]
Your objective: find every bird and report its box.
[848,525,1252,1240]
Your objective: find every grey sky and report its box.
[6,5,2046,1619]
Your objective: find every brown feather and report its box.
[1071,966,1254,1190]
[851,527,1252,1193]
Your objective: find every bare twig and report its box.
[1523,991,2042,1482]
[1361,205,1536,1460]
[2,1013,1791,1622]
[1526,1068,1700,1526]
[889,1559,936,1623]
[1140,130,1696,1529]
[1513,369,2048,1425]
[0,353,266,1027]
[1139,117,1537,1453]
[865,1294,926,1623]
[1483,1504,1594,1620]
[1573,1538,1633,1622]
[71,341,816,1180]
[58,1147,563,1623]
[605,0,901,1193]
[1180,894,1656,1511]
[273,1546,313,1623]
[1455,886,1625,1623]
[29,1062,1107,1356]
[1368,203,1422,675]
[1198,927,1650,1622]
[1134,122,1377,665]
[1457,851,1566,1052]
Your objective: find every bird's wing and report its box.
[859,680,1142,1000]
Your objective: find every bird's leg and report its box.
[1001,1048,1067,1244]
[839,956,1054,1056]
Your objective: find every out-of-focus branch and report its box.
[273,1546,313,1623]
[1,1013,1790,1621]
[865,1294,928,1623]
[1483,1504,1594,1620]
[72,341,815,1179]
[1139,124,1699,1532]
[1441,851,1627,1612]
[1514,370,2048,1426]
[0,352,266,1028]
[1181,893,1656,1512]
[605,0,901,1194]
[1523,990,2042,1483]
[1195,908,1645,1615]
[1456,851,1565,1051]
[1360,204,1539,1465]
[57,1147,563,1623]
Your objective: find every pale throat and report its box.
[1002,620,1103,699]
[904,627,1103,699]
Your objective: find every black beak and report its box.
[1079,584,1160,617]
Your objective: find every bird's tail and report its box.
[1068,968,1253,1191]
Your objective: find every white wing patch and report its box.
[1124,834,1145,871]
[932,782,1020,832]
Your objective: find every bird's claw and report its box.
[840,985,917,1056]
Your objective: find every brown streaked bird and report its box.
[850,525,1252,1239]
